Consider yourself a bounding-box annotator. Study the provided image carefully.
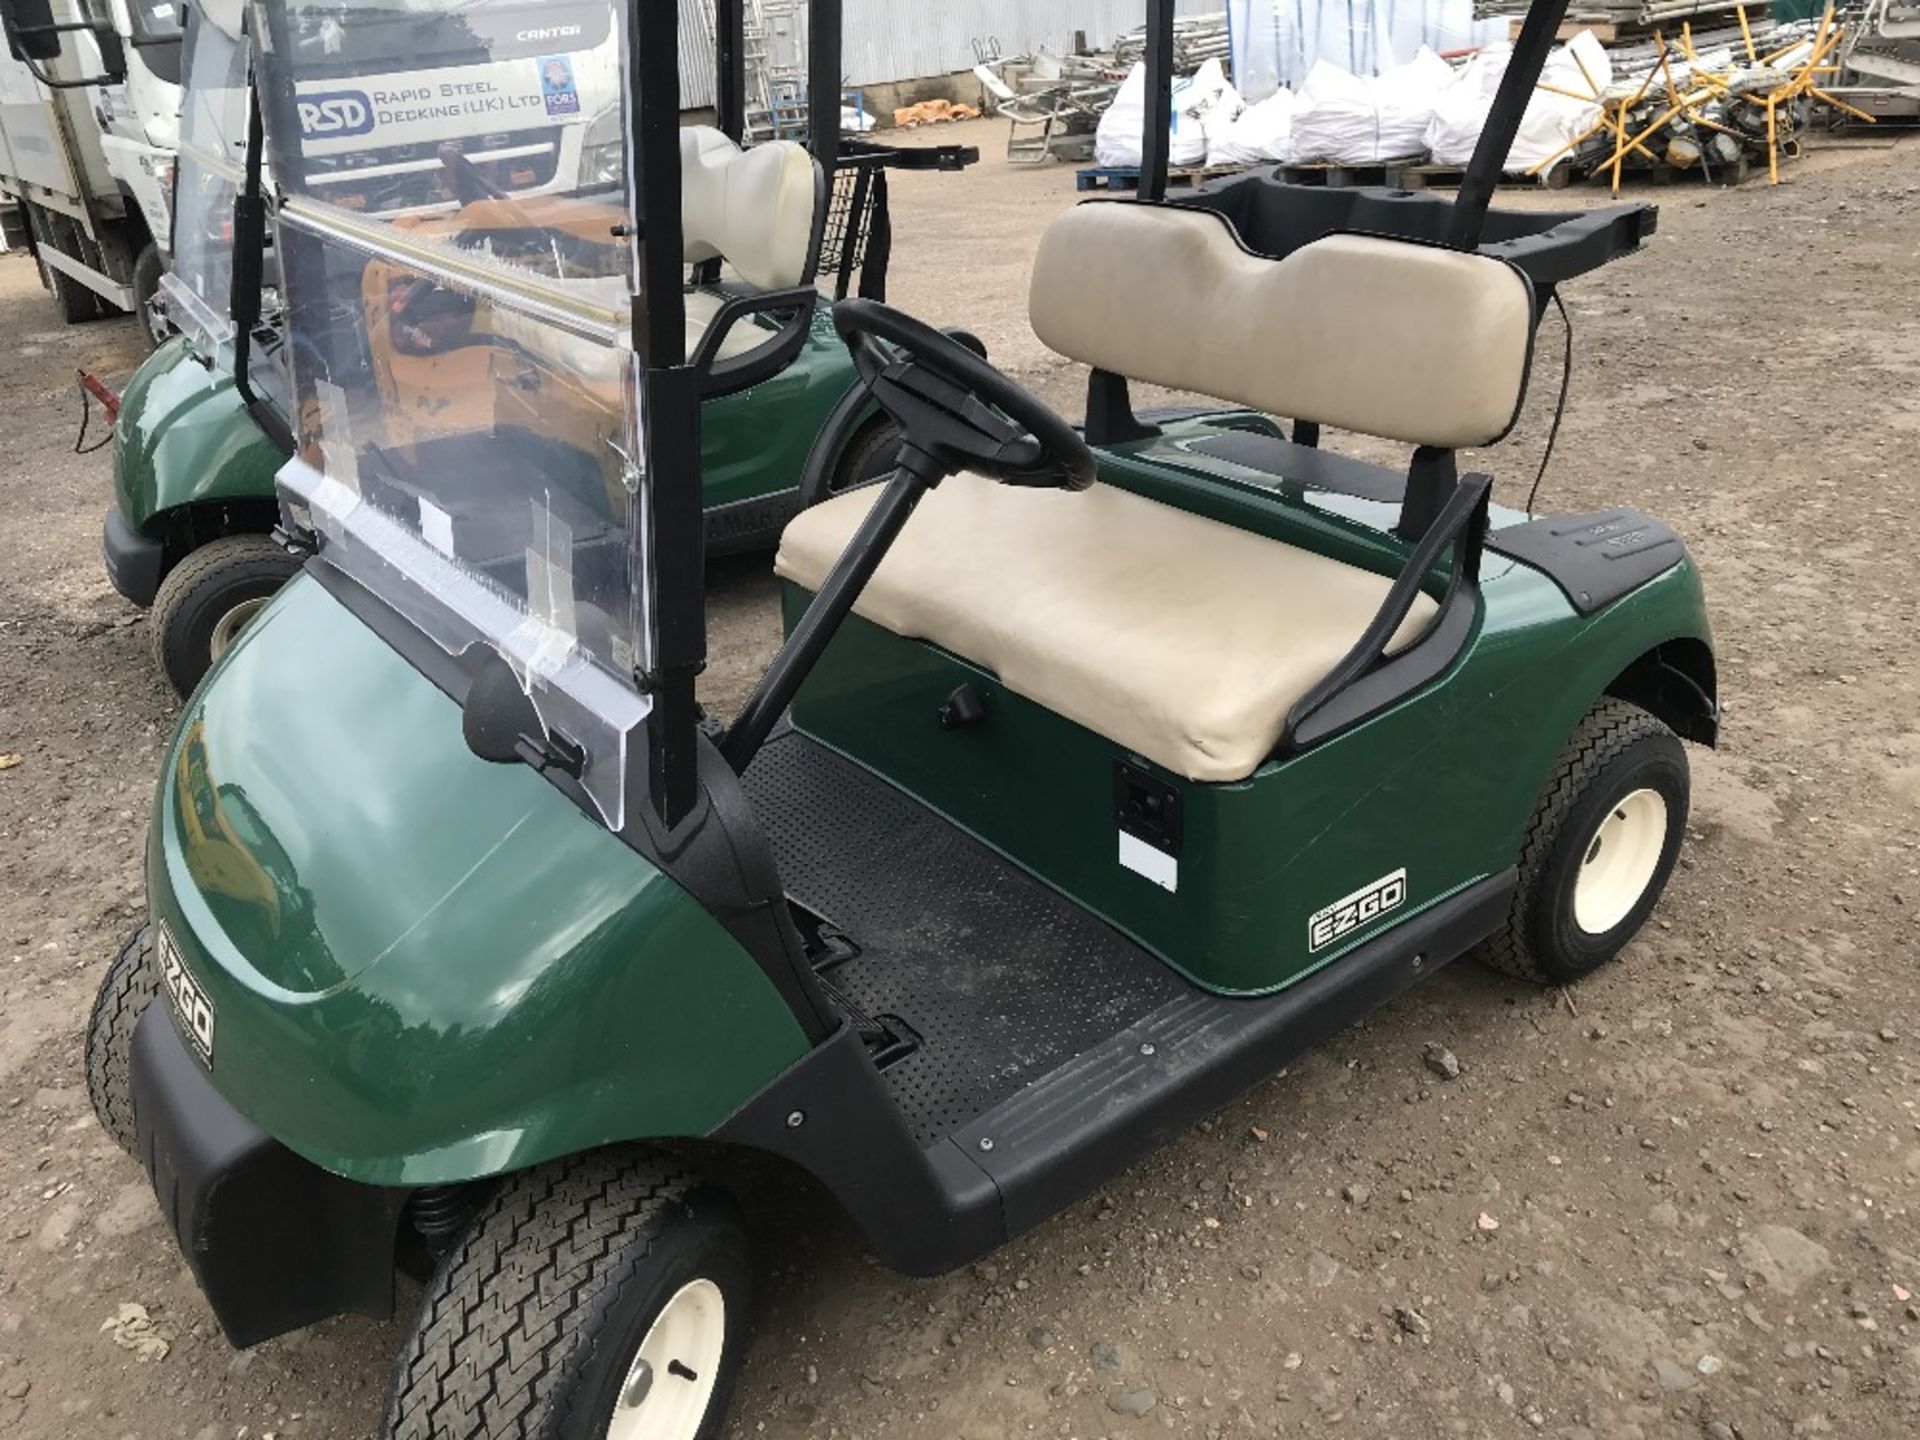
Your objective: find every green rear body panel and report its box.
[786,421,1715,998]
[146,577,810,1188]
[116,306,865,564]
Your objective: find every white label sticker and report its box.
[1308,868,1408,953]
[1119,832,1179,893]
[419,498,455,557]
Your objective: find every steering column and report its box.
[720,299,1095,774]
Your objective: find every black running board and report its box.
[714,870,1515,1276]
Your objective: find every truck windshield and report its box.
[280,1,615,78]
[253,0,649,831]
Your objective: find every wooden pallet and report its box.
[1266,158,1426,187]
[1394,162,1580,190]
[1074,161,1259,192]
[1077,158,1440,192]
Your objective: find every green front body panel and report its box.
[146,577,810,1188]
[116,307,862,549]
[788,422,1714,998]
[114,336,285,533]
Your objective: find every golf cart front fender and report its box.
[114,336,285,541]
[145,576,813,1189]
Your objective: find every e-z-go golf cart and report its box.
[88,2,1716,1436]
[104,0,972,698]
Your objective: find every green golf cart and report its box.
[90,2,1716,1436]
[104,0,969,697]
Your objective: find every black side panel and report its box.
[710,1024,1004,1278]
[1489,507,1687,615]
[956,872,1515,1239]
[130,1009,406,1349]
[1185,431,1407,504]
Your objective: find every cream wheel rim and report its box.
[209,597,271,661]
[1573,788,1668,936]
[608,1279,726,1440]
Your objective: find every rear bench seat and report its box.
[779,473,1436,782]
[778,201,1535,783]
[681,126,822,361]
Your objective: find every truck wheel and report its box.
[384,1154,750,1440]
[133,244,170,351]
[86,923,162,1155]
[50,266,110,324]
[1480,698,1689,986]
[150,536,303,698]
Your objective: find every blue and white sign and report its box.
[539,55,581,117]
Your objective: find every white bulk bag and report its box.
[1207,87,1298,166]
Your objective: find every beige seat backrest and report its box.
[1029,201,1535,451]
[680,126,820,291]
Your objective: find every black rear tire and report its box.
[384,1153,750,1440]
[150,535,303,699]
[86,923,161,1155]
[1479,698,1689,986]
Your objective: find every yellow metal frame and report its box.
[1526,5,1875,192]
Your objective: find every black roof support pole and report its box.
[716,0,746,143]
[1140,0,1176,201]
[1447,0,1576,250]
[809,0,842,170]
[226,82,291,456]
[632,0,705,830]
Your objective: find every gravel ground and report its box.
[2,121,1919,1439]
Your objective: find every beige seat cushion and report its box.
[685,288,776,363]
[1029,202,1535,451]
[681,127,819,291]
[776,475,1437,783]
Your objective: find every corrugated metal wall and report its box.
[840,0,1218,86]
[680,0,719,110]
[677,2,1223,102]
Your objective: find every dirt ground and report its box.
[3,119,1920,1440]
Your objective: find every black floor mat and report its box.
[745,731,1192,1144]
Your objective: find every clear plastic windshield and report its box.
[253,0,649,831]
[163,6,252,362]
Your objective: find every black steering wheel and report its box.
[834,298,1096,492]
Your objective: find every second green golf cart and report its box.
[104,0,968,697]
[91,3,1717,1438]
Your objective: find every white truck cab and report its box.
[0,0,184,339]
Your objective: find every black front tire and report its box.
[133,244,170,351]
[1480,698,1689,986]
[384,1154,751,1440]
[86,923,162,1155]
[830,417,908,498]
[150,535,304,699]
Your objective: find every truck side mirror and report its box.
[2,0,128,84]
[1,0,63,63]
